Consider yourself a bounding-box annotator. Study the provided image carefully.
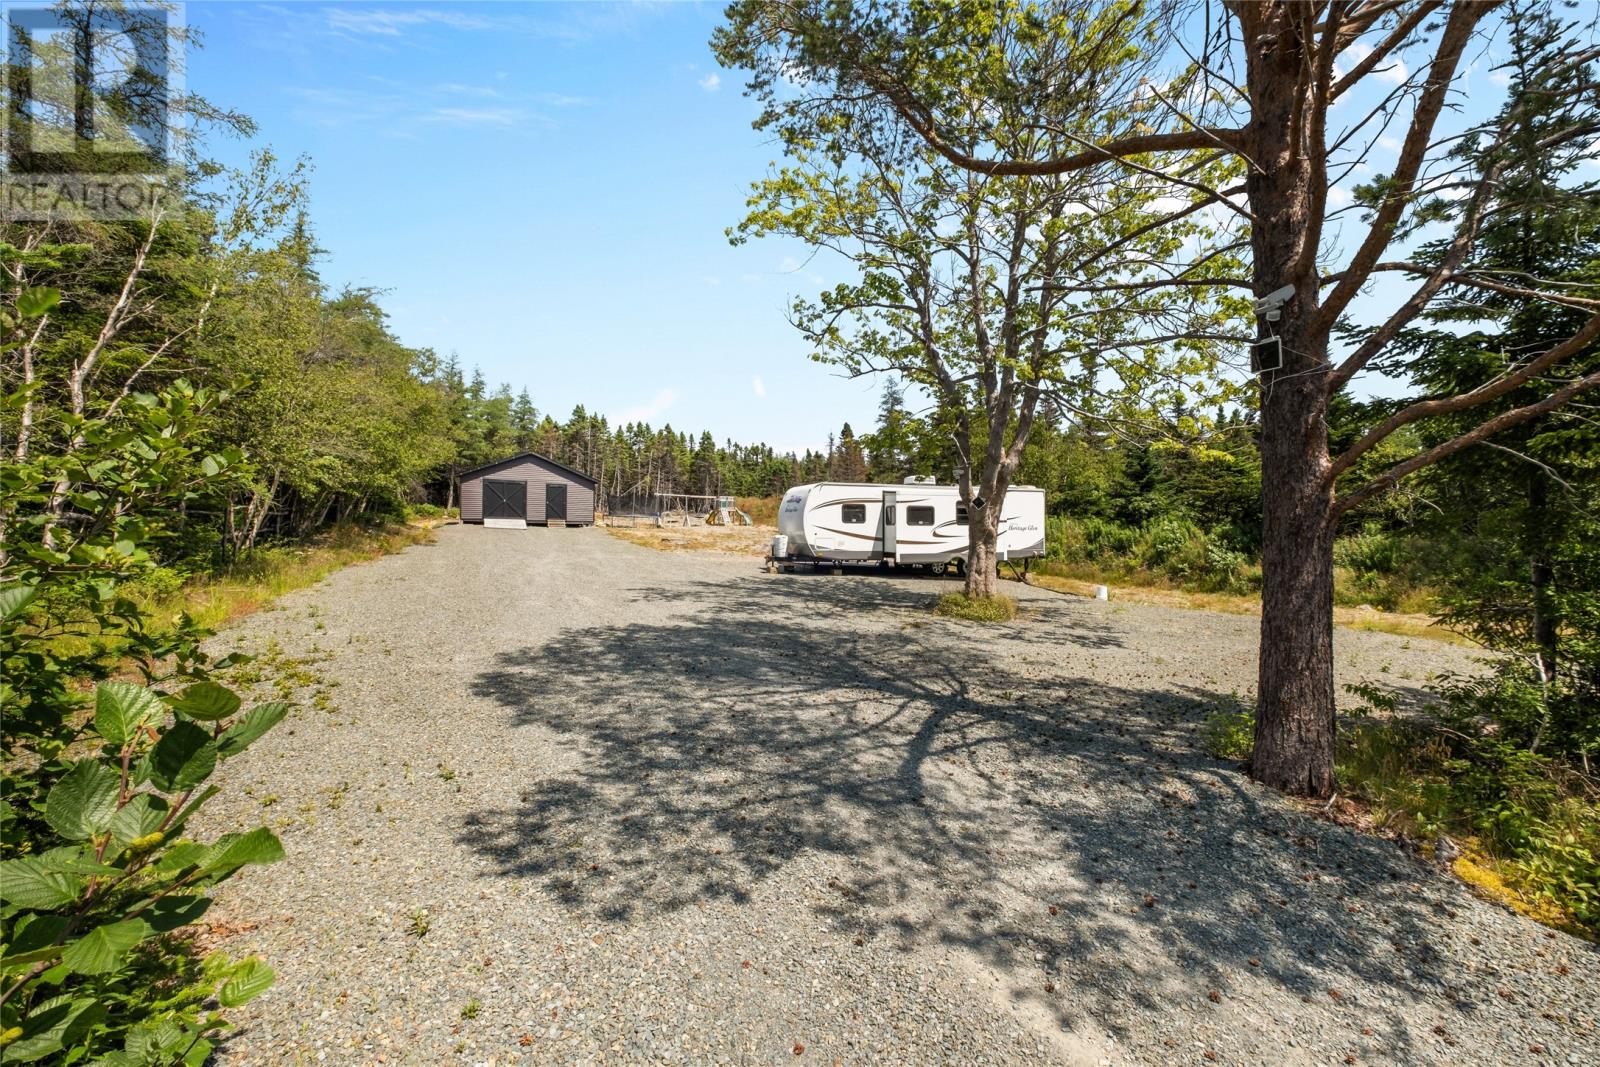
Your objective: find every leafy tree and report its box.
[717,0,1600,795]
[721,4,1244,595]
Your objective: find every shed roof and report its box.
[460,451,599,487]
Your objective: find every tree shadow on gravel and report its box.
[458,574,1489,1057]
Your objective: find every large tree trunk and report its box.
[1253,412,1338,795]
[966,511,1000,598]
[1242,4,1339,796]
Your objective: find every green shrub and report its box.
[1193,675,1598,937]
[1342,675,1597,934]
[1047,515,1261,594]
[1,376,288,1062]
[933,592,1018,622]
[1334,527,1404,575]
[1200,706,1255,760]
[1137,514,1207,574]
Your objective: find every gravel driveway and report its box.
[202,525,1598,1066]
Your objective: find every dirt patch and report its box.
[604,521,775,557]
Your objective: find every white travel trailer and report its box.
[775,478,1046,571]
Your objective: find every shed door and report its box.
[483,479,526,520]
[545,483,568,522]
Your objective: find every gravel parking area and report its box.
[202,525,1598,1066]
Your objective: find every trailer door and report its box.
[881,489,896,560]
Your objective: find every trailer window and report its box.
[956,504,969,525]
[906,506,935,526]
[841,503,866,524]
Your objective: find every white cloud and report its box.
[1336,43,1410,87]
[325,8,490,37]
[1377,134,1402,153]
[1490,70,1512,88]
[422,106,526,127]
[287,79,577,132]
[1379,57,1410,86]
[752,376,767,398]
[613,388,680,425]
[320,2,670,46]
[533,92,590,108]
[699,73,721,92]
[1328,185,1353,209]
[434,82,503,98]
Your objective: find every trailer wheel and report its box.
[931,561,948,577]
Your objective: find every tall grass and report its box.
[1044,514,1439,612]
[120,522,437,636]
[1045,514,1259,594]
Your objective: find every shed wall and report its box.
[460,456,596,525]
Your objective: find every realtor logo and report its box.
[3,1,182,219]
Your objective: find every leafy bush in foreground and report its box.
[2,359,287,1063]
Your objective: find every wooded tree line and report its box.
[1,187,843,560]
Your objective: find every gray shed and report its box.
[459,452,598,527]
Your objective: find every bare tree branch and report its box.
[1335,363,1600,516]
[1327,312,1600,485]
[1318,1,1497,331]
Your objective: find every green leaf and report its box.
[108,793,169,851]
[124,1018,186,1061]
[161,785,219,840]
[43,761,120,841]
[0,943,65,972]
[3,996,104,1063]
[146,721,217,792]
[143,894,210,933]
[15,286,59,319]
[0,583,37,622]
[218,958,274,1007]
[0,855,78,909]
[182,1037,214,1067]
[200,827,284,877]
[32,847,117,877]
[0,915,67,972]
[217,702,289,759]
[151,841,208,876]
[94,682,164,747]
[59,918,151,975]
[167,682,240,722]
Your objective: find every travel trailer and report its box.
[775,478,1046,572]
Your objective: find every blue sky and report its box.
[182,2,1566,453]
[188,0,871,455]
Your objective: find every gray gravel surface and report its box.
[200,525,1599,1066]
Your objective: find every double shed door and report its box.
[483,479,527,521]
